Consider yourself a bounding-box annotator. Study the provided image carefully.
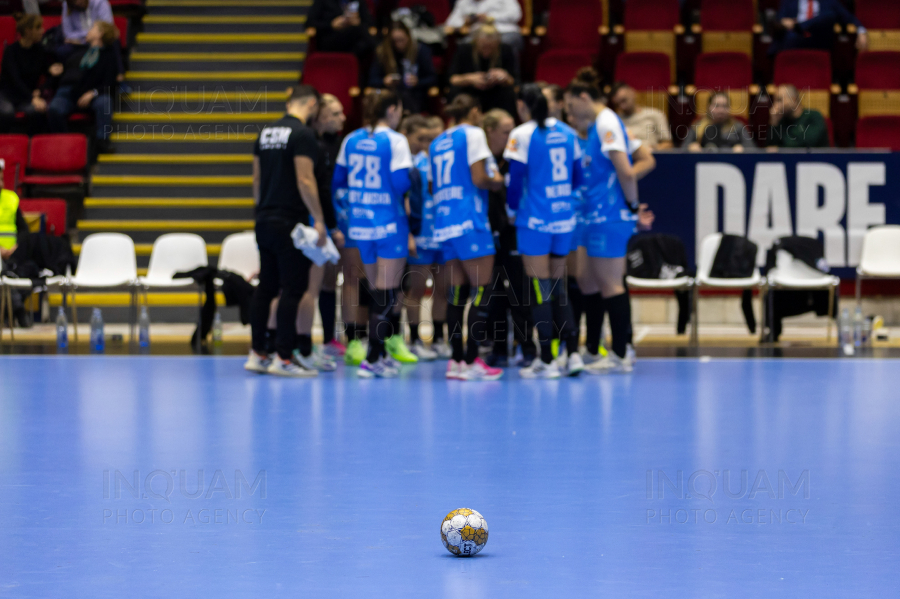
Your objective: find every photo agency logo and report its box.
[644,469,810,526]
[102,469,267,526]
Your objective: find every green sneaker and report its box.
[385,335,419,364]
[551,338,560,359]
[344,339,367,366]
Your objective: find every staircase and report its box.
[71,0,309,322]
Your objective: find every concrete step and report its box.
[117,90,289,114]
[129,56,303,72]
[145,0,309,16]
[142,16,305,34]
[110,138,255,153]
[75,220,253,244]
[125,70,300,90]
[95,155,253,176]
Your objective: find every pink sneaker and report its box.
[446,360,465,380]
[324,339,347,357]
[461,357,503,381]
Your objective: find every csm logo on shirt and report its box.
[259,127,292,150]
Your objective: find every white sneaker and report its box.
[267,357,318,378]
[519,360,562,379]
[358,357,400,378]
[433,342,453,359]
[446,359,465,380]
[585,345,635,375]
[461,357,504,381]
[293,348,337,372]
[566,352,585,377]
[410,340,438,361]
[383,354,402,370]
[244,351,272,374]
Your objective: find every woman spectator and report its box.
[0,14,64,134]
[369,21,437,115]
[48,21,118,151]
[444,0,523,52]
[683,92,755,152]
[448,24,517,116]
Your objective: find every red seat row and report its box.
[0,133,88,194]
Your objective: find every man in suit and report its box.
[772,0,868,53]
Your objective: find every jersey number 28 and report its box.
[348,154,382,189]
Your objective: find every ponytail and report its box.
[566,67,603,101]
[519,83,549,128]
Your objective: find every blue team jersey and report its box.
[429,124,494,242]
[573,135,590,222]
[503,118,583,233]
[411,151,441,250]
[582,107,637,225]
[333,125,413,240]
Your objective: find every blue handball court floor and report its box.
[0,356,898,598]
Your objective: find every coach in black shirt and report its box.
[247,85,328,376]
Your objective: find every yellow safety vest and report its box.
[0,188,20,250]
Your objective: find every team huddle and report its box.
[246,67,656,380]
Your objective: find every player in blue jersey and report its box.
[503,83,585,379]
[429,94,506,381]
[333,91,413,378]
[564,67,645,374]
[401,115,449,360]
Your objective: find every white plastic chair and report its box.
[856,225,900,306]
[692,233,763,344]
[0,254,33,341]
[625,259,694,338]
[140,233,208,290]
[764,249,839,342]
[66,233,139,342]
[217,231,259,287]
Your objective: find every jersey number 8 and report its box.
[348,154,382,189]
[550,148,568,182]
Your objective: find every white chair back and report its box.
[218,231,259,281]
[144,233,208,284]
[775,249,826,281]
[74,233,138,287]
[696,233,723,279]
[858,225,900,277]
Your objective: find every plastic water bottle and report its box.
[138,306,150,348]
[90,308,105,353]
[862,316,873,347]
[55,307,68,350]
[212,311,223,347]
[839,307,853,356]
[853,305,864,349]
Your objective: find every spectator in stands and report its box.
[444,0,523,52]
[47,21,118,150]
[61,0,124,85]
[683,92,755,152]
[369,20,437,115]
[0,15,64,134]
[448,24,517,116]
[308,0,376,64]
[610,83,673,150]
[767,84,830,149]
[772,0,868,54]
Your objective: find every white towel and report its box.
[291,223,341,267]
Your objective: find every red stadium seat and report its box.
[18,199,67,236]
[697,0,755,56]
[852,51,900,117]
[620,0,681,79]
[42,16,61,30]
[114,16,129,50]
[301,53,361,126]
[21,134,88,188]
[0,134,29,192]
[543,0,605,54]
[771,50,834,117]
[691,52,755,117]
[856,116,900,150]
[0,16,16,47]
[535,50,595,87]
[615,52,674,116]
[857,0,900,51]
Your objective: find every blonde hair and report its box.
[472,24,502,70]
[482,108,512,132]
[96,21,118,46]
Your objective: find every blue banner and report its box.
[639,152,900,277]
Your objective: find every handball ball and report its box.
[440,508,488,557]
